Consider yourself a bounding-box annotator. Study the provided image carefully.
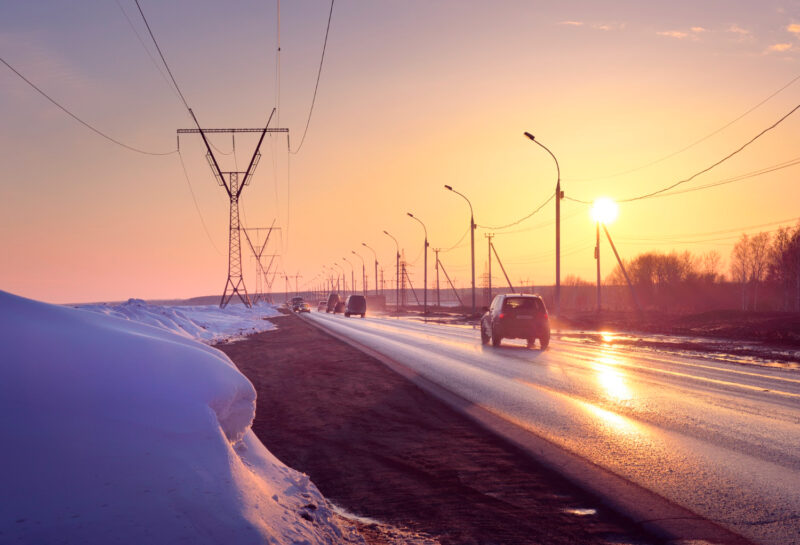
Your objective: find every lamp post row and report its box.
[311,131,563,317]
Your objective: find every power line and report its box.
[290,0,334,155]
[621,103,800,202]
[0,56,176,156]
[477,194,554,230]
[177,150,223,255]
[115,0,183,105]
[133,0,191,113]
[565,71,800,183]
[615,216,800,243]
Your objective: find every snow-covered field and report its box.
[76,298,282,344]
[0,291,362,545]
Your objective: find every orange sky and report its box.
[1,1,799,303]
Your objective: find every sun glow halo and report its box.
[591,197,619,224]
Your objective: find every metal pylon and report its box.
[220,172,250,308]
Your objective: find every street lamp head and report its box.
[591,197,618,224]
[361,242,367,247]
[444,184,453,191]
[383,230,389,235]
[524,132,535,141]
[407,212,414,218]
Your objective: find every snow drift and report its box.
[0,291,361,544]
[77,298,281,344]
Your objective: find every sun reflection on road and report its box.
[592,352,633,403]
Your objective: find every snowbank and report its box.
[76,298,281,344]
[0,291,362,545]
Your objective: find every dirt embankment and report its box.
[217,313,657,545]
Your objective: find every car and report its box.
[344,295,367,318]
[290,296,304,312]
[326,293,340,313]
[480,294,550,349]
[317,301,327,311]
[333,301,346,314]
[298,302,311,313]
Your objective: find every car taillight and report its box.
[498,313,505,319]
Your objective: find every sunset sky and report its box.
[2,0,799,303]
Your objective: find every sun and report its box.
[591,197,619,224]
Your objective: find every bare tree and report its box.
[749,232,771,310]
[731,234,750,310]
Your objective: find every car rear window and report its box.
[502,297,543,311]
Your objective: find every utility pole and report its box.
[595,221,601,312]
[524,132,562,317]
[434,248,441,308]
[444,185,476,316]
[486,233,494,303]
[407,213,429,316]
[178,108,288,308]
[384,231,401,312]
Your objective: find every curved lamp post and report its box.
[383,230,400,312]
[524,132,562,317]
[362,242,379,296]
[444,184,476,316]
[342,257,355,294]
[351,250,366,294]
[407,212,429,316]
[331,262,345,293]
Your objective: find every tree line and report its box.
[601,222,800,313]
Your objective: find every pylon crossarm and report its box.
[189,108,231,197]
[238,110,275,197]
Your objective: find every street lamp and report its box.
[444,184,476,316]
[331,262,345,294]
[524,132,562,317]
[591,197,618,312]
[351,250,366,295]
[362,242,379,296]
[342,257,355,295]
[407,212,429,316]
[383,230,400,312]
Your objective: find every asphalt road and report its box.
[305,310,800,545]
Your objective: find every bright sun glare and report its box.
[590,197,619,224]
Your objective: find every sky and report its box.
[1,0,800,303]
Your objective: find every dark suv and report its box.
[344,295,367,318]
[325,293,340,313]
[480,294,550,349]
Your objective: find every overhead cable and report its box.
[177,150,223,255]
[565,71,800,182]
[0,56,176,156]
[133,0,191,113]
[290,0,335,155]
[621,103,800,202]
[477,194,555,230]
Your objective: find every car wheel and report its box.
[491,327,502,347]
[526,338,535,349]
[345,312,350,318]
[361,314,365,318]
[539,331,550,350]
[480,323,490,345]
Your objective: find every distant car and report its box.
[291,296,304,312]
[344,295,367,318]
[333,301,346,314]
[317,301,327,311]
[297,302,311,313]
[480,294,550,349]
[326,293,340,313]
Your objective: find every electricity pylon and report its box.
[178,108,288,308]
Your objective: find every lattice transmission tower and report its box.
[178,108,288,308]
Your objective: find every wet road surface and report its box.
[306,311,800,545]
